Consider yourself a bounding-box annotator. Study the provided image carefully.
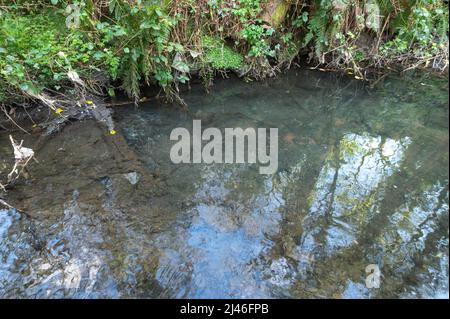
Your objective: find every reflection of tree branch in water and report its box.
[379,209,449,298]
[377,137,399,170]
[411,184,449,243]
[313,139,342,257]
[321,95,343,221]
[354,148,369,182]
[293,130,448,297]
[362,132,446,244]
[350,142,448,295]
[296,103,346,257]
[325,155,341,220]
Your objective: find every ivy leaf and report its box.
[302,12,309,22]
[107,88,116,97]
[140,21,151,29]
[19,83,29,91]
[177,74,189,84]
[172,54,190,73]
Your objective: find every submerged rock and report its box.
[123,172,139,186]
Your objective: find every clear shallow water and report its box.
[1,69,449,298]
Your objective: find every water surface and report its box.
[1,69,448,298]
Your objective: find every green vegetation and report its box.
[0,11,115,97]
[0,0,448,106]
[202,36,244,70]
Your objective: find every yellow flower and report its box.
[86,100,93,105]
[110,129,117,135]
[55,107,63,114]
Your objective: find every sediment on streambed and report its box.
[0,119,179,298]
[1,119,169,215]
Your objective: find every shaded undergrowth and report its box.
[0,0,448,114]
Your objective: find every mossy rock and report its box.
[263,0,291,27]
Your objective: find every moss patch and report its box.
[270,1,290,27]
[202,36,244,70]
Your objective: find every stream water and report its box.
[1,69,448,298]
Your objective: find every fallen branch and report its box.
[1,104,30,135]
[6,135,37,184]
[0,198,18,211]
[0,197,32,218]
